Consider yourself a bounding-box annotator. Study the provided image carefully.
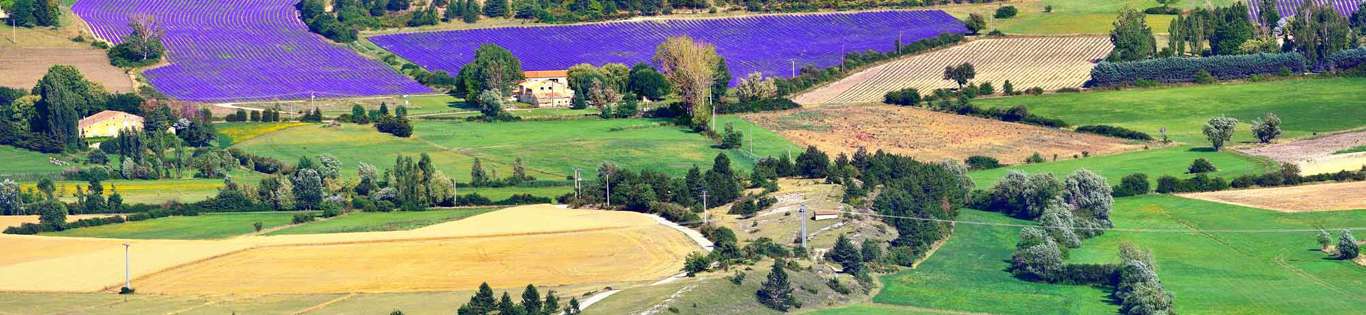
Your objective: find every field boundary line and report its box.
[291,292,357,315]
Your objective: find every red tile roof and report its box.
[524,70,569,79]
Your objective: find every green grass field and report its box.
[975,77,1366,145]
[214,121,309,147]
[232,115,797,183]
[829,195,1366,314]
[1334,145,1366,155]
[969,146,1277,188]
[268,207,499,235]
[44,212,301,240]
[938,0,1236,35]
[0,146,64,179]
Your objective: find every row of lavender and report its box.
[73,0,430,102]
[1248,0,1364,23]
[370,10,968,84]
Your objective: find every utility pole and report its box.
[790,59,796,78]
[798,204,808,251]
[573,168,581,199]
[708,94,715,132]
[701,190,709,225]
[604,167,611,207]
[122,243,131,291]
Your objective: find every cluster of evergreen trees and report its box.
[454,283,576,315]
[4,0,61,27]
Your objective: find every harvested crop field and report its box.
[0,48,134,93]
[1179,181,1366,212]
[0,214,119,229]
[0,205,700,293]
[742,104,1139,163]
[1239,130,1366,175]
[793,37,1111,105]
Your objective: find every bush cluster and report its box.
[1075,125,1153,140]
[1087,53,1308,87]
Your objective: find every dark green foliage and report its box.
[1187,158,1217,173]
[483,0,508,18]
[407,6,439,27]
[1113,173,1151,197]
[943,63,976,89]
[453,45,524,103]
[827,234,864,274]
[964,13,987,34]
[795,146,829,179]
[1025,152,1046,164]
[1108,8,1158,62]
[994,6,1018,19]
[1194,69,1217,84]
[1209,3,1255,56]
[457,282,498,315]
[1338,230,1360,259]
[715,98,799,114]
[883,88,921,106]
[756,259,797,311]
[33,65,107,151]
[9,0,60,27]
[1327,47,1366,71]
[711,57,731,107]
[627,63,671,100]
[297,0,359,42]
[1075,125,1154,140]
[1290,3,1356,69]
[1087,53,1308,87]
[683,251,710,276]
[375,116,413,137]
[177,109,217,147]
[108,17,166,68]
[965,155,1002,170]
[985,171,1061,219]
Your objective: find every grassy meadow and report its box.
[968,146,1278,188]
[939,0,1236,35]
[822,195,1366,314]
[267,207,499,235]
[232,115,798,183]
[0,146,64,179]
[44,212,301,239]
[975,77,1366,145]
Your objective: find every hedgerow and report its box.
[1075,125,1153,141]
[1086,53,1307,87]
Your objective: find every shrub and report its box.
[1327,48,1366,71]
[1250,112,1282,144]
[1339,230,1360,259]
[1112,173,1150,197]
[882,88,921,106]
[994,6,1018,19]
[1075,125,1153,140]
[1025,152,1046,164]
[1194,69,1216,84]
[965,155,1002,170]
[1143,6,1181,15]
[1154,175,1180,193]
[292,213,316,224]
[1187,158,1217,174]
[1203,116,1239,151]
[1087,53,1308,87]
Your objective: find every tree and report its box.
[943,63,976,90]
[0,179,21,215]
[1113,173,1151,197]
[291,168,324,210]
[860,238,882,263]
[1209,3,1255,55]
[710,57,730,106]
[31,0,59,27]
[567,298,581,315]
[109,15,166,67]
[683,251,710,276]
[497,292,521,315]
[455,44,523,104]
[470,158,488,186]
[653,36,720,129]
[1250,112,1282,144]
[1317,230,1334,251]
[521,284,542,315]
[462,0,481,23]
[987,171,1062,219]
[458,282,498,315]
[1289,3,1354,68]
[994,6,1018,19]
[827,234,864,274]
[10,0,35,27]
[735,72,777,103]
[1038,202,1081,248]
[586,80,622,110]
[1108,8,1158,61]
[33,65,106,150]
[1060,169,1114,237]
[964,13,987,34]
[1187,158,1217,173]
[542,290,560,315]
[36,200,67,231]
[484,0,508,17]
[477,89,509,120]
[1010,238,1063,281]
[627,63,671,100]
[1339,230,1360,259]
[756,259,796,311]
[795,146,829,179]
[1258,0,1280,31]
[1202,116,1238,151]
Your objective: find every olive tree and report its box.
[1250,112,1282,144]
[1339,230,1360,259]
[1038,202,1082,248]
[1317,229,1334,251]
[1202,116,1239,151]
[1010,239,1064,281]
[1061,169,1114,237]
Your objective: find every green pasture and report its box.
[942,0,1236,35]
[267,207,499,235]
[976,77,1366,145]
[842,195,1366,314]
[232,115,797,183]
[44,212,301,240]
[968,146,1277,188]
[0,146,64,179]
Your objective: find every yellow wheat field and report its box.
[1179,181,1366,212]
[794,37,1113,105]
[0,205,700,293]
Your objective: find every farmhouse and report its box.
[78,110,143,138]
[515,70,574,108]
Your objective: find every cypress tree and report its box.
[756,259,795,311]
[483,0,508,18]
[520,284,542,315]
[462,0,481,23]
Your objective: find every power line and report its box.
[825,208,1366,234]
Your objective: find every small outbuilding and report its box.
[79,110,143,138]
[515,70,574,108]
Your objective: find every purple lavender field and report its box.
[1249,0,1364,22]
[73,0,430,102]
[371,10,967,83]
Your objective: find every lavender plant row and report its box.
[1248,0,1363,23]
[370,10,968,84]
[72,0,430,102]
